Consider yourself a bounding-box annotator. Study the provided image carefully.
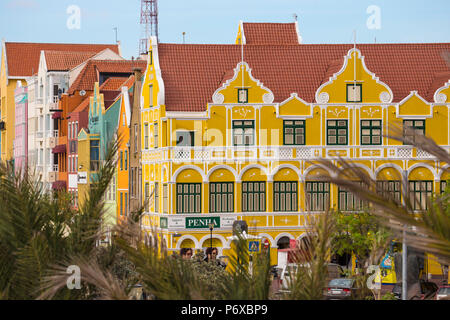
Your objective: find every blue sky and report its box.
[1,0,449,59]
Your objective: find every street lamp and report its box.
[208,223,214,248]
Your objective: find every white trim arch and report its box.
[257,233,276,248]
[407,163,437,180]
[375,163,405,179]
[175,235,200,249]
[171,165,207,183]
[238,164,269,182]
[303,164,335,181]
[206,165,238,181]
[438,165,450,180]
[270,164,301,181]
[296,232,308,241]
[274,232,295,246]
[199,234,228,248]
[337,163,376,181]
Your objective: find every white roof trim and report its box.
[294,21,302,44]
[122,86,131,127]
[315,48,394,104]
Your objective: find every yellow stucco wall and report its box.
[139,41,450,269]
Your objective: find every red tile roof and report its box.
[4,42,120,77]
[242,22,300,45]
[44,50,97,71]
[68,60,146,94]
[70,95,91,114]
[99,77,129,91]
[70,75,136,115]
[157,43,450,111]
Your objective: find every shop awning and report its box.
[52,111,62,119]
[52,144,66,154]
[52,180,66,190]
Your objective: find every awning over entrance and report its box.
[52,111,62,119]
[52,144,66,154]
[52,180,66,190]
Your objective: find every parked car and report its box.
[325,278,358,300]
[392,281,439,300]
[435,286,450,300]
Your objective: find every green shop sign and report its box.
[160,217,168,229]
[186,217,220,229]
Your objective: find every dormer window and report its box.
[346,83,362,102]
[237,88,248,103]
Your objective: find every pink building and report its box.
[14,82,27,174]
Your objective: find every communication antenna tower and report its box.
[140,0,158,55]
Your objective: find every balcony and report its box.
[141,145,448,163]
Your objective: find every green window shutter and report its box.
[273,181,298,212]
[346,83,362,102]
[441,180,448,194]
[403,120,425,145]
[176,183,201,214]
[408,180,433,210]
[283,120,305,145]
[120,192,123,216]
[361,120,382,145]
[338,182,368,212]
[327,120,348,145]
[242,181,266,212]
[376,180,401,202]
[233,120,255,146]
[210,182,234,213]
[305,181,330,211]
[237,88,248,103]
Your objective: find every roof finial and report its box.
[293,13,298,22]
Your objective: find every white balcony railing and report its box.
[141,145,449,163]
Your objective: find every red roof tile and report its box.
[44,50,97,71]
[68,60,146,94]
[70,95,91,114]
[4,42,120,77]
[157,43,450,111]
[99,77,129,91]
[242,22,300,45]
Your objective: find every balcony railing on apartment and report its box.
[141,145,447,163]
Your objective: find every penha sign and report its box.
[186,217,220,229]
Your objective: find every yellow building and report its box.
[139,23,450,271]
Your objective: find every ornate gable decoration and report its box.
[89,82,105,128]
[277,93,313,118]
[212,62,274,105]
[434,80,450,104]
[315,48,393,104]
[397,91,432,118]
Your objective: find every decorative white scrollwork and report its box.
[262,92,274,103]
[212,92,225,104]
[317,92,329,104]
[435,93,447,104]
[379,91,391,103]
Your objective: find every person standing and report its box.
[180,248,193,260]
